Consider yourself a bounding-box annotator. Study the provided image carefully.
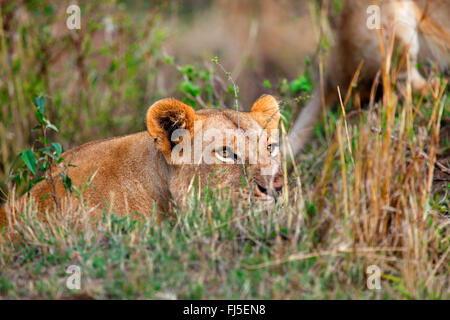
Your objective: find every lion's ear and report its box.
[146,98,195,159]
[250,95,280,130]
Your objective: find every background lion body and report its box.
[288,0,450,155]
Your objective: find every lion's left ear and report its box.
[146,98,195,160]
[250,95,280,129]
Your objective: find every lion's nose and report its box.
[273,171,284,193]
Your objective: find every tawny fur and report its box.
[1,96,282,231]
[287,0,450,156]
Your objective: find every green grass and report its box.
[1,165,448,299]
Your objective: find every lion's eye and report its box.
[267,143,279,156]
[221,147,230,158]
[216,146,239,163]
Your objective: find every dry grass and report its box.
[1,73,448,299]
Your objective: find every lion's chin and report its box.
[254,184,276,205]
[257,196,275,206]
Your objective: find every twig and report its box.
[211,57,250,189]
[41,124,61,214]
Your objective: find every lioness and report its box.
[288,0,450,155]
[0,95,283,228]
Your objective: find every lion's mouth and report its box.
[257,184,268,195]
[254,183,276,202]
[253,173,283,202]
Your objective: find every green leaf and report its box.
[34,96,45,115]
[59,173,72,193]
[164,56,174,65]
[180,65,196,80]
[42,149,56,159]
[181,97,196,107]
[289,75,312,94]
[179,81,201,97]
[51,142,62,156]
[32,177,45,184]
[21,149,36,175]
[36,112,45,124]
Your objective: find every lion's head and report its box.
[146,95,283,206]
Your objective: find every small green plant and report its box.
[261,58,314,132]
[11,95,74,212]
[211,56,240,113]
[164,55,225,109]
